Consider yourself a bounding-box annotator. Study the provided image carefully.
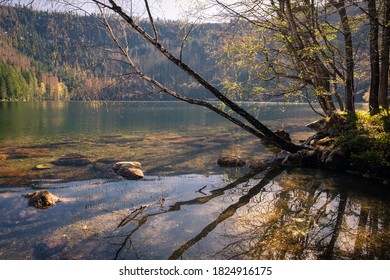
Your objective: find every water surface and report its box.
[0,101,389,260]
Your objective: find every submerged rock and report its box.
[113,161,144,180]
[35,163,55,170]
[93,162,109,173]
[7,153,30,159]
[96,158,124,164]
[52,153,91,167]
[23,190,61,209]
[217,155,246,167]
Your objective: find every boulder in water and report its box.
[113,161,144,180]
[23,190,61,209]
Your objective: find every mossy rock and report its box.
[23,190,62,209]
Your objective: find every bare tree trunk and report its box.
[332,0,355,113]
[367,0,380,114]
[332,69,345,111]
[379,0,390,109]
[284,0,336,115]
[323,70,337,113]
[93,0,304,153]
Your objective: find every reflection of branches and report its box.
[207,176,348,259]
[169,169,263,211]
[112,169,265,259]
[353,201,369,257]
[319,193,348,259]
[112,168,390,260]
[308,191,340,248]
[168,167,284,260]
[113,212,149,260]
[117,205,147,228]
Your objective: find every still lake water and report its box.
[0,101,389,260]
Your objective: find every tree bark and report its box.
[379,0,390,109]
[331,0,355,113]
[367,0,380,114]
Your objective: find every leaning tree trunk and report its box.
[93,0,304,153]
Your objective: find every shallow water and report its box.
[0,101,389,259]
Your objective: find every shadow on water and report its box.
[32,242,67,260]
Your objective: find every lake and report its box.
[0,101,389,260]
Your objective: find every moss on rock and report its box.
[308,110,390,179]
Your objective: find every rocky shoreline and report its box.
[218,113,390,183]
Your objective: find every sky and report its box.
[142,0,193,20]
[141,0,220,21]
[8,0,218,21]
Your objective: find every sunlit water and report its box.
[0,101,389,260]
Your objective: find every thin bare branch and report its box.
[144,0,158,41]
[180,23,195,62]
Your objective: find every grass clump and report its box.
[334,110,390,175]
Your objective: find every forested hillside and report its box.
[0,5,217,100]
[0,4,374,102]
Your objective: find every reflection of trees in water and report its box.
[206,172,390,260]
[342,198,390,259]
[112,169,390,260]
[112,168,269,259]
